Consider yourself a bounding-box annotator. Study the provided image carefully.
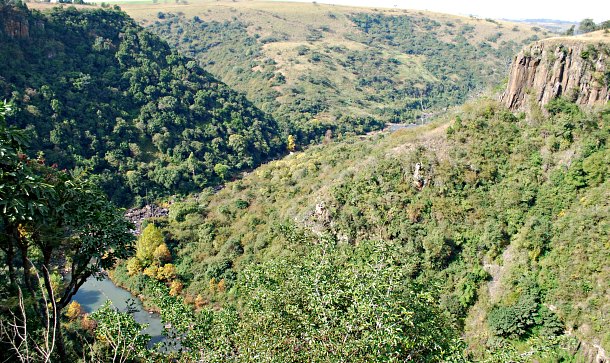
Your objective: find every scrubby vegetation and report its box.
[114,97,609,360]
[1,1,608,362]
[147,239,466,362]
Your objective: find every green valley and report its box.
[114,96,609,361]
[122,0,544,144]
[1,1,609,362]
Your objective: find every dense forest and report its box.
[1,1,609,362]
[0,3,284,206]
[135,3,542,145]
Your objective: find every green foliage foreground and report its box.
[0,100,135,362]
[147,238,464,362]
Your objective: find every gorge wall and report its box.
[501,32,610,110]
[0,4,30,39]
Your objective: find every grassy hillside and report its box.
[118,0,547,144]
[0,3,283,206]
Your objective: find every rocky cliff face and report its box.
[1,5,31,39]
[501,33,610,110]
[4,17,29,38]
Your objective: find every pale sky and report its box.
[276,0,609,23]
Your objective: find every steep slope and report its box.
[119,0,545,144]
[114,95,609,360]
[0,4,283,206]
[502,31,610,110]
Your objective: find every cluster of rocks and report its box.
[125,204,169,235]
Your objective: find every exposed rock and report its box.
[569,335,609,363]
[299,200,351,243]
[501,33,610,111]
[125,204,169,235]
[301,201,332,236]
[313,201,331,228]
[412,162,424,190]
[1,5,30,39]
[3,17,29,38]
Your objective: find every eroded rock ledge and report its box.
[501,33,610,110]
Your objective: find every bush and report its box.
[545,98,581,117]
[234,199,249,209]
[535,306,564,337]
[206,258,233,281]
[169,201,201,222]
[488,294,538,338]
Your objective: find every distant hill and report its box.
[119,0,546,145]
[504,18,578,34]
[0,4,284,206]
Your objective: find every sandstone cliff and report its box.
[501,31,610,110]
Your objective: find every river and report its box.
[73,276,164,345]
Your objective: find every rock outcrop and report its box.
[501,32,610,110]
[1,5,30,39]
[125,204,169,235]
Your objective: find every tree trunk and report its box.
[54,320,67,363]
[19,242,37,299]
[6,239,17,290]
[41,252,67,363]
[5,225,27,291]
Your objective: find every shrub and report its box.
[545,98,582,117]
[153,243,172,263]
[169,201,201,222]
[66,301,84,321]
[536,306,564,337]
[488,294,538,338]
[126,257,143,276]
[157,264,177,281]
[169,280,184,296]
[234,199,249,209]
[136,224,164,267]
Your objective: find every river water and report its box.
[73,276,164,345]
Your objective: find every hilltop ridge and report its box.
[118,0,545,144]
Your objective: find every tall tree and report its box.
[578,18,598,34]
[0,101,52,292]
[1,102,135,362]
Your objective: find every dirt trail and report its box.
[390,122,451,161]
[483,243,517,303]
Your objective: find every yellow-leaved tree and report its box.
[153,243,172,264]
[136,223,164,267]
[287,135,296,152]
[169,280,183,296]
[157,263,177,281]
[126,257,143,276]
[66,301,84,321]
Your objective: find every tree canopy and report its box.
[0,5,284,206]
